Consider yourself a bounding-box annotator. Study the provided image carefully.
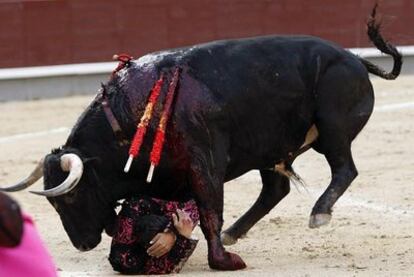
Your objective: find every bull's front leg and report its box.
[190,156,246,270]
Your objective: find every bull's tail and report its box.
[359,4,402,80]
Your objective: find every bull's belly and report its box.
[224,124,318,181]
[224,150,286,181]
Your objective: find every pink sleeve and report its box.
[0,213,57,277]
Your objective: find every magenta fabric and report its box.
[0,213,57,277]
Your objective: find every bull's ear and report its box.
[51,146,64,154]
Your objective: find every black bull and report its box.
[2,13,402,270]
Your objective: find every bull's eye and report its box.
[83,157,100,165]
[63,194,77,204]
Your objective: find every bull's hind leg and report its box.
[309,62,373,228]
[221,170,290,245]
[309,145,358,228]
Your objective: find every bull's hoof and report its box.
[221,232,238,245]
[209,251,247,270]
[309,213,332,228]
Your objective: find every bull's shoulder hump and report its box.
[135,35,342,65]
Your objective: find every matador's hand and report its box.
[147,230,176,258]
[172,209,194,238]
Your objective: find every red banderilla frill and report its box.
[112,53,133,77]
[147,68,180,183]
[124,74,165,173]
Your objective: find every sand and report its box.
[0,76,413,276]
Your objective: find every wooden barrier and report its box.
[0,0,413,68]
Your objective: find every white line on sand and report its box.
[303,186,414,218]
[0,101,412,144]
[335,193,414,217]
[375,101,414,112]
[0,127,69,144]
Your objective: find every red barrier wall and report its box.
[0,0,412,68]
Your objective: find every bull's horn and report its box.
[30,154,83,197]
[0,158,44,192]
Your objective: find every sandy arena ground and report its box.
[1,76,414,276]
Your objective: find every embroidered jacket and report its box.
[109,196,199,274]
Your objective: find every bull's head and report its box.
[0,90,132,251]
[40,148,118,251]
[1,124,122,251]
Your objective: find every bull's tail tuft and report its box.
[359,4,403,80]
